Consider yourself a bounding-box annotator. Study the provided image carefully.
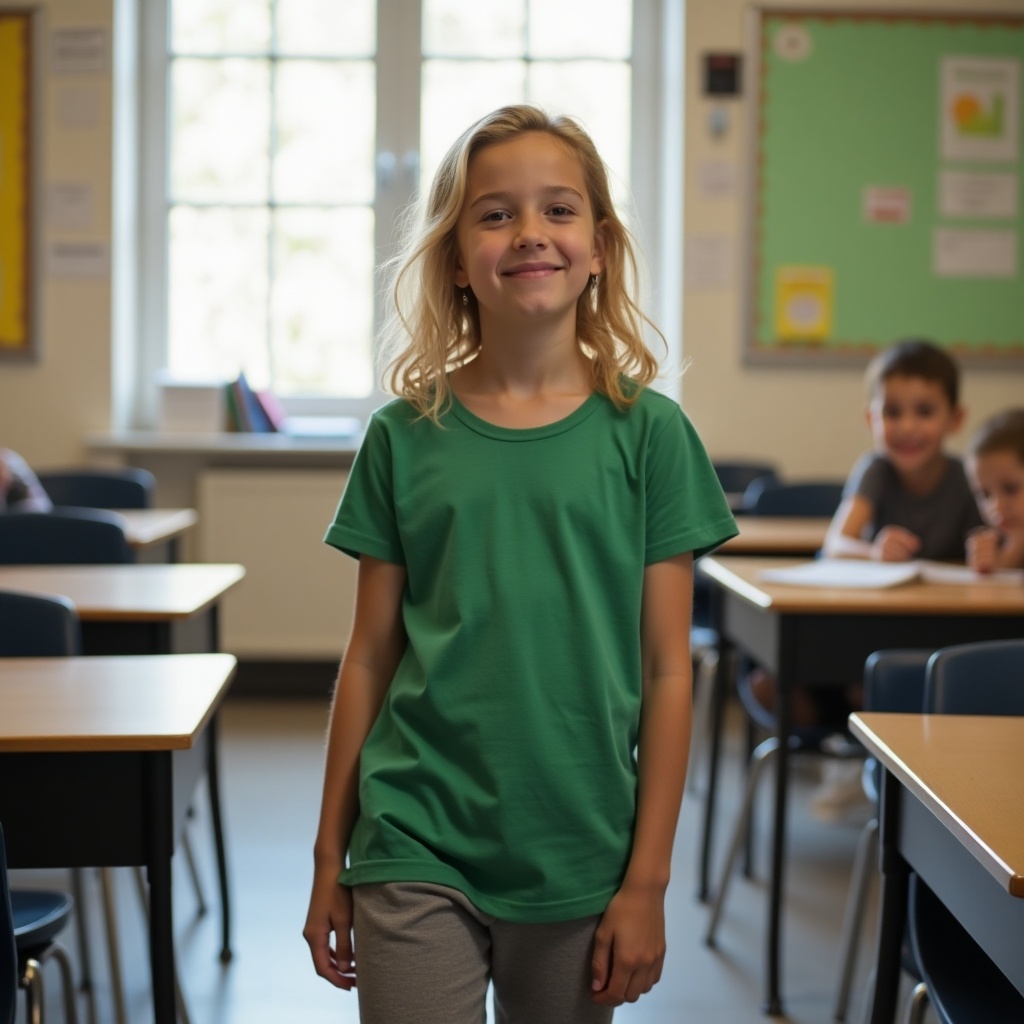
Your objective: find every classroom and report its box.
[2,1,1023,1023]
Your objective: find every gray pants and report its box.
[352,882,615,1024]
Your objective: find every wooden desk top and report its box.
[0,654,237,752]
[111,508,198,548]
[719,517,828,555]
[850,712,1024,897]
[700,555,1024,616]
[0,563,245,621]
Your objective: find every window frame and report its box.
[132,0,681,430]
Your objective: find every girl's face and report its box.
[969,449,1024,534]
[453,132,604,333]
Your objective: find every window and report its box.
[138,0,676,422]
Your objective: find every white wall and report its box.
[0,0,114,467]
[682,0,1024,478]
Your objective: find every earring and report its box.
[590,274,599,295]
[462,291,469,307]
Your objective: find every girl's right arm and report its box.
[303,554,408,989]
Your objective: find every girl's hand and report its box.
[871,526,921,562]
[967,527,1002,574]
[590,882,666,1006]
[303,861,356,990]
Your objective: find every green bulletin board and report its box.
[747,8,1024,364]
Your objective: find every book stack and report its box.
[224,373,286,433]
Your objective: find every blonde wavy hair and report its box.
[380,105,663,421]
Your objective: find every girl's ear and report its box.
[453,253,469,289]
[590,220,607,276]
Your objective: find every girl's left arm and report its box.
[591,551,694,1007]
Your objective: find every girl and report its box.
[966,408,1024,572]
[303,105,736,1024]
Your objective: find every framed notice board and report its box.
[746,7,1024,365]
[0,9,34,359]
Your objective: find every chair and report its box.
[711,460,779,497]
[3,823,80,1024]
[36,468,155,510]
[743,479,845,517]
[0,510,133,565]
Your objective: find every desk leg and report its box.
[207,713,233,961]
[698,637,732,901]
[147,753,176,1024]
[867,771,907,1024]
[764,623,795,1017]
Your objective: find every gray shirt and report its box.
[844,452,983,563]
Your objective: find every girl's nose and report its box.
[514,214,547,248]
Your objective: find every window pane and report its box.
[168,207,270,386]
[274,61,375,205]
[272,209,375,397]
[528,1,631,59]
[529,62,631,195]
[171,59,270,203]
[422,0,524,57]
[276,0,376,56]
[421,59,526,187]
[172,0,270,54]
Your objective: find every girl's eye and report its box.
[482,210,509,222]
[549,205,573,217]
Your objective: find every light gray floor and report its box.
[13,696,926,1024]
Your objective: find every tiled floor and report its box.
[13,695,923,1024]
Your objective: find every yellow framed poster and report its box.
[0,9,34,358]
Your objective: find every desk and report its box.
[0,562,244,958]
[114,508,198,561]
[849,713,1024,1022]
[718,517,828,556]
[0,654,236,1024]
[698,556,1024,1015]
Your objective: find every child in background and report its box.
[0,449,52,512]
[824,338,982,562]
[966,408,1024,572]
[303,105,736,1023]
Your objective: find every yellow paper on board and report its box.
[0,16,29,349]
[775,266,833,343]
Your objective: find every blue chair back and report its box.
[0,510,133,565]
[0,824,16,1024]
[925,640,1024,716]
[743,479,845,517]
[0,591,81,657]
[712,461,778,495]
[37,468,154,510]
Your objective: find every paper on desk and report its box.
[759,558,1024,588]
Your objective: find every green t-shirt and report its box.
[324,386,737,922]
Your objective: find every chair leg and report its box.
[687,646,719,794]
[39,943,81,1024]
[21,957,44,1024]
[704,735,780,947]
[832,817,879,1021]
[70,868,99,1024]
[134,867,193,1024]
[742,714,760,877]
[181,821,209,917]
[100,868,129,1024]
[904,982,930,1024]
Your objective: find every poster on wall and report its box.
[0,10,34,359]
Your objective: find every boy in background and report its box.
[966,408,1024,572]
[824,338,982,562]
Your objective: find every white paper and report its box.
[697,160,738,200]
[933,228,1017,278]
[940,57,1020,163]
[51,26,110,74]
[684,235,733,289]
[46,241,110,279]
[940,171,1018,219]
[916,561,1024,586]
[759,560,920,589]
[47,182,94,231]
[55,86,100,129]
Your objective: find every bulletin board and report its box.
[0,9,34,358]
[746,8,1024,365]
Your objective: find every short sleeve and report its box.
[845,453,885,504]
[323,413,405,564]
[644,407,738,564]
